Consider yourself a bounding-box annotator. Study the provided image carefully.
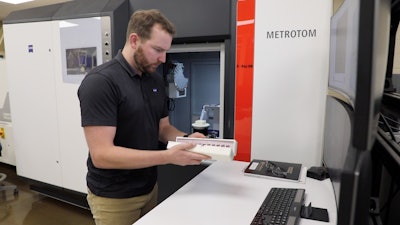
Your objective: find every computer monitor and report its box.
[324,96,374,225]
[323,0,391,225]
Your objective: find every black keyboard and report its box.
[250,188,305,225]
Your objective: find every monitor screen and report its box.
[328,0,390,152]
[328,0,358,105]
[323,0,391,224]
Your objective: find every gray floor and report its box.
[0,163,94,225]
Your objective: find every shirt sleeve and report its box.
[77,73,119,127]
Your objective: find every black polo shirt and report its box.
[78,51,168,198]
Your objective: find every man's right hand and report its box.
[166,142,211,166]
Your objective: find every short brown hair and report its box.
[126,9,176,41]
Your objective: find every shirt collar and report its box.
[115,50,143,78]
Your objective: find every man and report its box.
[78,9,210,225]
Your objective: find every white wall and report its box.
[392,21,400,76]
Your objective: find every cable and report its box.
[167,98,175,111]
[384,116,400,127]
[378,120,400,141]
[380,113,397,142]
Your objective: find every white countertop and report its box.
[134,160,337,225]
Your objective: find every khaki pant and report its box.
[87,184,158,225]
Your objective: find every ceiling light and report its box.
[0,0,34,4]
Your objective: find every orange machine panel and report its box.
[234,0,255,162]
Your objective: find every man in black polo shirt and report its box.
[78,9,210,225]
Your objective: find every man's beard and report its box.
[134,46,159,74]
